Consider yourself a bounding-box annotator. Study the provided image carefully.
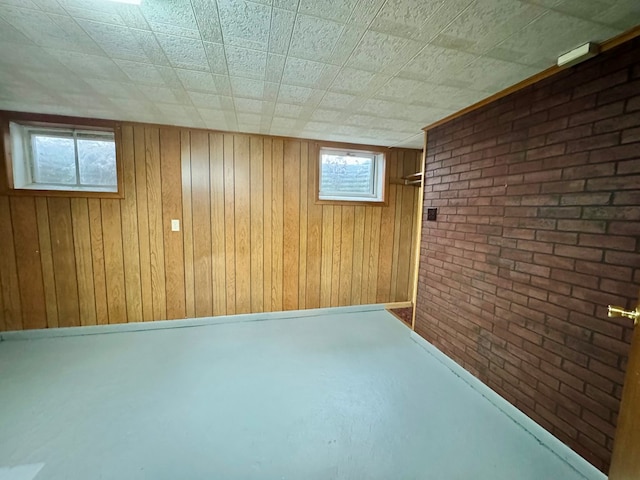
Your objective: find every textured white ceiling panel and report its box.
[0,0,638,149]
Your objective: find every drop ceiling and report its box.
[0,0,638,149]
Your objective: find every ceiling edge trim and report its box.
[422,24,640,132]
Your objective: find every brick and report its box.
[594,111,640,134]
[534,253,575,270]
[580,233,636,251]
[560,193,611,206]
[566,133,620,154]
[525,144,566,161]
[568,101,625,127]
[589,144,640,163]
[537,206,581,218]
[618,158,640,175]
[550,269,598,289]
[597,79,640,106]
[621,126,640,143]
[554,244,603,262]
[562,162,616,180]
[548,125,596,147]
[573,69,629,98]
[541,180,585,194]
[588,175,640,192]
[557,220,606,234]
[613,191,640,205]
[575,260,632,281]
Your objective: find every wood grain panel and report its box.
[35,198,58,328]
[320,206,333,308]
[262,138,273,312]
[10,197,46,329]
[249,136,264,313]
[0,197,21,331]
[70,199,97,326]
[47,198,80,327]
[377,153,397,303]
[191,130,213,317]
[120,125,143,323]
[0,120,421,331]
[234,134,251,314]
[210,133,226,316]
[133,125,153,322]
[160,128,185,320]
[271,139,284,312]
[283,140,300,311]
[339,206,354,306]
[298,142,308,310]
[101,200,127,324]
[331,206,342,307]
[88,199,108,325]
[181,130,195,319]
[351,206,365,305]
[223,134,236,314]
[306,142,322,309]
[144,127,167,320]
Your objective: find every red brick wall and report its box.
[415,38,640,473]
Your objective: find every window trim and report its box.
[1,111,124,199]
[315,142,388,206]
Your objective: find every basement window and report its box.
[318,147,386,203]
[8,121,119,194]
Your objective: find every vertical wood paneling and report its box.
[234,134,251,314]
[320,206,333,308]
[144,127,167,320]
[101,200,127,324]
[70,199,97,326]
[331,206,342,307]
[377,153,398,303]
[88,199,108,325]
[249,136,264,313]
[120,125,143,323]
[271,139,284,312]
[283,140,300,311]
[0,197,21,331]
[306,143,322,309]
[48,198,80,327]
[397,152,417,302]
[35,198,58,328]
[298,143,308,310]
[262,138,273,313]
[160,128,185,320]
[1,121,421,332]
[339,206,354,306]
[210,133,226,316]
[367,207,382,304]
[181,130,195,319]
[223,134,236,314]
[10,198,46,329]
[134,125,153,322]
[191,130,213,317]
[351,205,365,305]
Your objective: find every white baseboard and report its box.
[0,304,386,342]
[410,331,607,480]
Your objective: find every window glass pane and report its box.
[320,153,374,195]
[32,135,76,185]
[77,136,117,186]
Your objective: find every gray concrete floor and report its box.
[0,309,597,479]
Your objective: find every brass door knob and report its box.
[608,305,639,325]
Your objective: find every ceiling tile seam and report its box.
[519,0,631,29]
[206,0,237,130]
[347,0,479,121]
[179,0,220,127]
[310,0,391,123]
[264,0,301,133]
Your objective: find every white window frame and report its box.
[9,121,118,194]
[318,146,386,203]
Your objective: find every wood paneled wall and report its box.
[0,123,421,331]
